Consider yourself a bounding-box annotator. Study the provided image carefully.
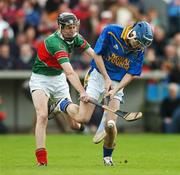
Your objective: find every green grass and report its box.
[0,134,180,175]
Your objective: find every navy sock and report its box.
[59,98,71,113]
[103,146,114,157]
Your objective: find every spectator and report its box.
[96,10,113,36]
[0,44,15,70]
[58,0,71,14]
[15,44,35,70]
[0,14,14,40]
[168,61,180,84]
[89,4,100,46]
[25,26,39,49]
[164,43,178,64]
[0,0,17,25]
[146,8,161,27]
[160,83,180,133]
[152,25,167,57]
[45,0,61,13]
[172,32,180,60]
[37,11,57,39]
[0,28,19,63]
[167,0,180,37]
[109,0,140,26]
[143,47,160,71]
[11,32,27,59]
[11,9,28,37]
[22,0,41,27]
[161,43,178,72]
[72,0,93,40]
[45,0,70,23]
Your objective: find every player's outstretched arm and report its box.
[107,73,136,99]
[61,62,89,102]
[85,48,112,92]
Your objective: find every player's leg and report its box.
[103,98,120,166]
[67,68,104,123]
[52,91,96,124]
[31,90,49,166]
[65,101,96,123]
[63,113,85,132]
[65,68,104,123]
[50,72,96,124]
[29,73,55,166]
[93,82,124,144]
[51,69,102,124]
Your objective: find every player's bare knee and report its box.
[36,113,48,125]
[78,117,89,124]
[76,112,91,123]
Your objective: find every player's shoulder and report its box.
[45,31,67,50]
[46,31,60,43]
[101,24,124,38]
[74,33,85,41]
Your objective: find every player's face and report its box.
[129,38,142,50]
[61,24,79,40]
[127,30,143,50]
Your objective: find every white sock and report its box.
[96,111,108,133]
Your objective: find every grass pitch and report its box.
[0,134,180,175]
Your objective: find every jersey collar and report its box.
[120,25,132,45]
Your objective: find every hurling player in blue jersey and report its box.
[49,21,153,166]
[89,21,153,166]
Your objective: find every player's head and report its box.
[57,12,80,42]
[127,21,153,50]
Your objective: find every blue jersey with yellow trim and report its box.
[91,24,145,81]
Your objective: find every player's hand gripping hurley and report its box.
[88,97,142,121]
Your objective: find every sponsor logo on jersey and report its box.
[106,53,130,70]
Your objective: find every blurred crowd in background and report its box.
[0,0,179,76]
[0,0,179,133]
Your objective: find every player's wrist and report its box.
[114,86,120,93]
[104,75,110,80]
[79,90,86,95]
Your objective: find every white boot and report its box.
[103,156,114,166]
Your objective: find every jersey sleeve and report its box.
[45,38,70,65]
[127,54,144,76]
[74,34,91,51]
[56,50,70,64]
[94,26,109,55]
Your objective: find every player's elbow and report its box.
[132,75,139,80]
[65,70,76,78]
